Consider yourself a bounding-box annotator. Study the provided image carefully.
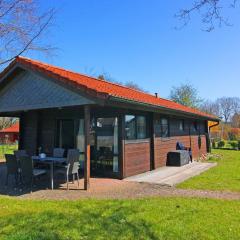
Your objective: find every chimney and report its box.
[155,93,158,98]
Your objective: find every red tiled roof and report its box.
[2,56,218,120]
[0,122,19,133]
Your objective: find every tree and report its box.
[169,83,202,108]
[216,97,240,122]
[200,100,220,116]
[97,73,146,92]
[97,73,122,85]
[232,97,240,114]
[231,113,240,128]
[125,81,147,92]
[177,0,239,31]
[0,0,55,66]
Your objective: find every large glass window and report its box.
[125,115,136,140]
[193,121,199,132]
[179,120,184,131]
[76,119,85,169]
[96,117,119,173]
[155,118,169,137]
[57,119,75,149]
[137,116,147,139]
[125,115,147,140]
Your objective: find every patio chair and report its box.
[19,156,47,192]
[14,150,28,161]
[5,154,19,186]
[55,149,80,190]
[53,148,65,158]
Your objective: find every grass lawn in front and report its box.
[0,197,240,240]
[178,149,240,192]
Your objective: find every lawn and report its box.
[178,149,240,192]
[0,197,240,240]
[0,144,18,161]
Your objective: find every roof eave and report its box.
[109,96,220,121]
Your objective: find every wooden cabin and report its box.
[0,57,219,188]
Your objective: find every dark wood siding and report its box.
[153,113,208,167]
[21,111,38,155]
[154,135,207,168]
[124,140,151,177]
[38,111,56,155]
[19,106,209,179]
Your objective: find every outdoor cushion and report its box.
[33,169,47,176]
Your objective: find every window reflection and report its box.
[125,115,136,140]
[125,115,147,140]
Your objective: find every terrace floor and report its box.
[124,161,217,186]
[1,162,240,201]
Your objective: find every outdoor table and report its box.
[32,156,67,190]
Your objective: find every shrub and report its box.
[238,141,240,150]
[212,140,216,149]
[229,141,238,149]
[217,140,225,148]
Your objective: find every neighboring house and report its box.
[0,57,219,184]
[0,122,19,143]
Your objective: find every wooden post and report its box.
[119,114,125,179]
[18,113,24,150]
[84,105,91,190]
[149,113,155,170]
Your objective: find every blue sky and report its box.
[29,0,240,100]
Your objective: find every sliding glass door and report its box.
[57,119,75,149]
[56,116,119,177]
[91,117,119,176]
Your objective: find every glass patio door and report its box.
[57,119,75,149]
[92,117,119,176]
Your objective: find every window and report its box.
[57,119,75,149]
[125,115,147,140]
[193,121,199,132]
[125,115,136,140]
[179,120,184,131]
[137,116,147,139]
[155,118,169,137]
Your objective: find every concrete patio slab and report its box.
[124,161,217,186]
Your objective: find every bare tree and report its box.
[169,83,202,108]
[97,73,123,85]
[125,81,147,92]
[0,0,55,66]
[97,73,146,92]
[231,113,240,128]
[216,97,239,122]
[200,100,220,116]
[176,0,239,31]
[232,97,240,114]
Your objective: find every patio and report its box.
[124,161,217,186]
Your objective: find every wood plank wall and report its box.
[124,140,151,177]
[21,111,38,155]
[154,134,207,168]
[123,113,208,177]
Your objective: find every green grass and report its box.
[178,149,240,192]
[0,197,240,240]
[0,144,18,160]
